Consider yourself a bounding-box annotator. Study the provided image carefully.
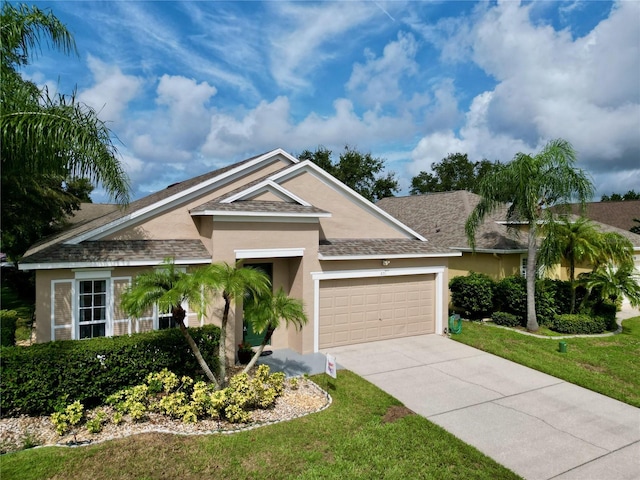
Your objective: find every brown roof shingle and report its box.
[319,238,455,257]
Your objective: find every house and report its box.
[19,149,460,358]
[377,191,640,282]
[558,200,640,232]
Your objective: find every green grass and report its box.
[452,317,640,407]
[0,371,521,480]
[1,285,34,343]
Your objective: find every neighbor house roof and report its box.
[557,200,640,232]
[319,238,460,259]
[376,191,527,252]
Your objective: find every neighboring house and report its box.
[559,200,640,232]
[377,191,640,282]
[19,149,460,357]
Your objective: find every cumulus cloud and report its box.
[78,56,143,124]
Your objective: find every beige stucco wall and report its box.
[280,172,407,240]
[448,253,521,281]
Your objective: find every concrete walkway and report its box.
[325,334,640,480]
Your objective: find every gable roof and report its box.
[377,191,527,252]
[557,200,640,232]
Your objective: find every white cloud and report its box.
[78,56,142,124]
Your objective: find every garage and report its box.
[318,274,435,349]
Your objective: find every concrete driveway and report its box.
[324,334,640,480]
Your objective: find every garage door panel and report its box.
[319,274,435,349]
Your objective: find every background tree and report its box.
[601,190,640,201]
[409,153,502,195]
[630,219,640,235]
[465,139,594,331]
[1,3,130,260]
[538,217,633,313]
[299,145,399,202]
[193,262,270,386]
[241,287,308,373]
[121,260,219,388]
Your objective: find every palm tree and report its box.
[466,139,594,331]
[538,217,603,313]
[579,263,640,310]
[241,288,308,373]
[193,262,271,385]
[121,260,219,388]
[1,4,130,258]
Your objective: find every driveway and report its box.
[324,334,640,480]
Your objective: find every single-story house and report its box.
[377,191,640,282]
[19,149,460,358]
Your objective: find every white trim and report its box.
[220,180,311,206]
[67,149,299,244]
[191,210,330,219]
[319,252,461,261]
[235,248,305,259]
[20,258,211,271]
[269,160,428,241]
[311,266,445,352]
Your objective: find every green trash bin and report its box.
[558,341,567,353]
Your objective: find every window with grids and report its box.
[79,280,107,339]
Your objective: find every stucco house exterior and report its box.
[377,191,640,283]
[19,149,460,358]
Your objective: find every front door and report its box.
[243,263,273,347]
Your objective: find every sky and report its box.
[18,0,640,203]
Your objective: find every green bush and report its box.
[490,311,523,327]
[0,310,18,347]
[0,325,219,417]
[449,272,494,319]
[548,314,607,334]
[592,301,618,331]
[493,276,557,326]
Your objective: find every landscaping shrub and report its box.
[0,310,18,347]
[0,325,219,417]
[493,275,557,326]
[548,314,607,334]
[490,311,523,328]
[449,272,494,319]
[592,301,618,331]
[540,279,587,315]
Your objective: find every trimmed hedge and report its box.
[449,272,494,319]
[0,325,219,417]
[490,311,523,328]
[548,314,607,334]
[493,276,558,326]
[0,310,18,347]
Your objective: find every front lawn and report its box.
[451,317,640,407]
[0,371,521,480]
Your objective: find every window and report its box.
[78,280,107,339]
[158,306,177,330]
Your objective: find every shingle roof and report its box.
[319,238,456,258]
[191,200,329,216]
[558,200,640,232]
[20,239,211,267]
[377,191,527,251]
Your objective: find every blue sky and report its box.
[19,1,640,202]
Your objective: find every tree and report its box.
[193,262,271,386]
[409,153,502,195]
[1,3,130,259]
[299,145,399,202]
[579,263,640,310]
[465,139,594,331]
[631,219,640,235]
[120,260,219,388]
[241,288,308,373]
[601,190,640,201]
[538,217,634,313]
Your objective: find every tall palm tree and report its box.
[538,217,602,313]
[121,260,219,388]
[1,4,130,258]
[466,139,594,331]
[580,262,640,310]
[241,288,308,373]
[193,262,271,385]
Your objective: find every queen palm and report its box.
[1,4,130,258]
[193,262,270,386]
[466,139,594,331]
[121,260,219,388]
[241,288,308,373]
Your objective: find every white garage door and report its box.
[319,274,435,349]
